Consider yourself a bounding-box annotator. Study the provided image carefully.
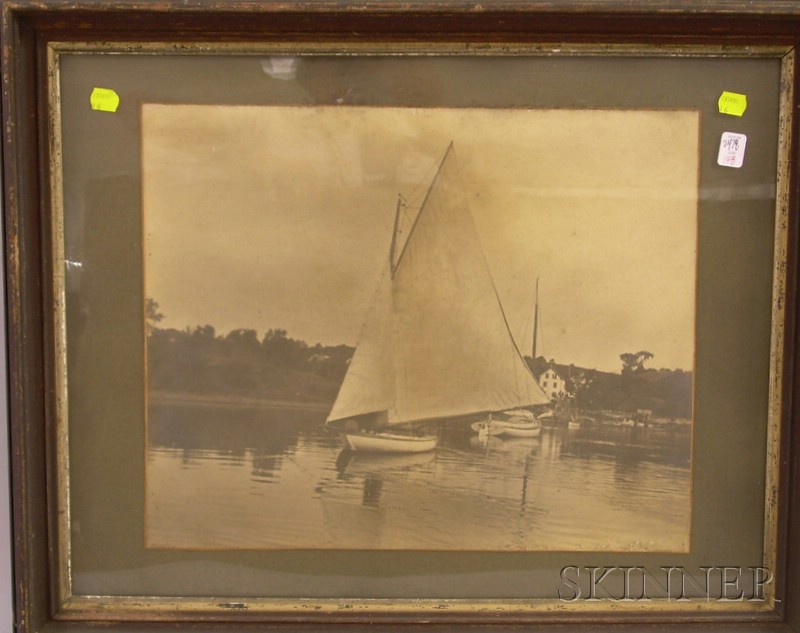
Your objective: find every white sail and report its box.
[326,267,394,422]
[327,144,549,426]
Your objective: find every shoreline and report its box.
[148,390,332,413]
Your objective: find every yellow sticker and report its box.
[718,91,747,117]
[90,87,120,113]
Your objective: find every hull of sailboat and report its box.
[344,431,437,453]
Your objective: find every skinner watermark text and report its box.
[558,566,776,602]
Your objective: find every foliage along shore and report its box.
[148,323,351,407]
[147,319,692,420]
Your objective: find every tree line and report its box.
[147,299,692,417]
[529,351,693,420]
[146,300,353,404]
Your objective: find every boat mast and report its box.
[389,194,404,272]
[531,277,539,361]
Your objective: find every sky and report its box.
[142,105,699,373]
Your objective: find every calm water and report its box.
[146,403,691,551]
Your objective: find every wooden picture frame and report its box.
[3,2,800,632]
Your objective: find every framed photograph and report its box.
[3,2,799,632]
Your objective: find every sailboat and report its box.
[326,143,550,453]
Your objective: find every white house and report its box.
[538,367,566,401]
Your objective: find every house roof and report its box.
[529,357,566,381]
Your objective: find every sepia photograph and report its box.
[142,105,698,551]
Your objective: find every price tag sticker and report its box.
[718,91,747,117]
[717,132,747,168]
[90,87,120,113]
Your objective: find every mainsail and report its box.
[327,143,549,426]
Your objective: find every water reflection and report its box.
[251,454,283,483]
[362,474,384,507]
[146,404,691,550]
[335,450,436,477]
[333,450,438,508]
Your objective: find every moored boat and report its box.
[495,420,542,438]
[471,412,542,438]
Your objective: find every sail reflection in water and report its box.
[146,403,691,551]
